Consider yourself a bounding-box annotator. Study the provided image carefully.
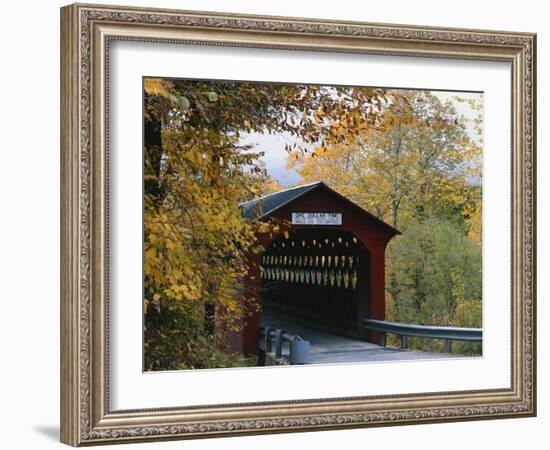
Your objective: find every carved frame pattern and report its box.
[60,3,536,446]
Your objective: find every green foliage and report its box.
[144,303,257,371]
[385,217,482,354]
[290,91,482,231]
[143,77,483,364]
[452,298,483,355]
[290,90,483,356]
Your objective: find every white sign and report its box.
[291,212,342,225]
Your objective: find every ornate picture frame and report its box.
[60,3,536,446]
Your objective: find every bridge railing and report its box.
[364,319,482,353]
[259,327,310,365]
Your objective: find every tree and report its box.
[143,78,390,370]
[288,90,482,231]
[385,217,482,353]
[287,90,483,354]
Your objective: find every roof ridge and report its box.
[239,179,400,236]
[238,181,323,207]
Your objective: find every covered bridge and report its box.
[231,181,400,355]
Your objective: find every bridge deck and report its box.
[261,314,466,364]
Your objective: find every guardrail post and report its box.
[257,328,266,366]
[264,327,272,353]
[400,335,408,349]
[379,332,386,347]
[289,339,310,364]
[257,349,266,366]
[445,339,453,353]
[274,329,284,358]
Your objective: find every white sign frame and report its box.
[291,212,343,225]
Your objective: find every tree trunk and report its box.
[144,114,164,202]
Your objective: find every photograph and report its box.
[56,2,536,446]
[143,78,484,371]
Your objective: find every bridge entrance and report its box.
[260,229,370,338]
[235,181,400,355]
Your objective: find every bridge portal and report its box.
[235,181,400,355]
[261,229,369,338]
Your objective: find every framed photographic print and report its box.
[60,3,536,446]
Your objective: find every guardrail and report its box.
[259,327,310,365]
[364,319,482,353]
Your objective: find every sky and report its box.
[239,90,483,187]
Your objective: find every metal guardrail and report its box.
[364,319,482,353]
[259,327,310,364]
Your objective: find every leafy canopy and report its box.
[143,78,391,369]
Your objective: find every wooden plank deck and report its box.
[261,314,467,364]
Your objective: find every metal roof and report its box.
[239,181,321,220]
[239,181,400,236]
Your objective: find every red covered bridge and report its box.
[227,181,400,355]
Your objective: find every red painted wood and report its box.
[232,185,398,354]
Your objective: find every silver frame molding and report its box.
[60,3,536,446]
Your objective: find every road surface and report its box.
[261,314,467,364]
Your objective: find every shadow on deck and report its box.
[261,314,466,364]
